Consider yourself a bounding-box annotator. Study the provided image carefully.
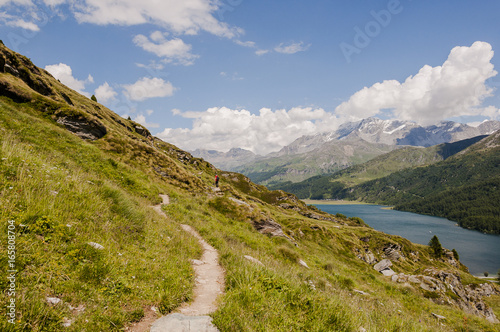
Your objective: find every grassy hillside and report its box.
[1,42,499,331]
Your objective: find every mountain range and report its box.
[194,117,500,186]
[277,131,500,234]
[1,42,499,331]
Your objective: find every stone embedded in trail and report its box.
[150,313,220,332]
[191,259,205,266]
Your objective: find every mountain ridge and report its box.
[193,117,500,186]
[273,134,488,196]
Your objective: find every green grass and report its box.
[0,103,201,331]
[160,192,500,331]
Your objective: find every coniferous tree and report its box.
[91,94,97,102]
[428,235,443,258]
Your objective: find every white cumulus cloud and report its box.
[69,0,241,38]
[274,41,311,54]
[255,49,269,56]
[0,0,34,7]
[134,113,159,128]
[123,77,175,101]
[94,82,117,103]
[45,63,93,96]
[133,31,199,66]
[0,13,39,30]
[156,106,340,155]
[335,41,499,125]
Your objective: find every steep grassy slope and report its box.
[1,42,499,331]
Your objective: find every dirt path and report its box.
[129,194,224,332]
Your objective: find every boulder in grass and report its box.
[373,259,392,272]
[88,242,104,250]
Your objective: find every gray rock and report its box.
[363,251,377,265]
[150,313,219,332]
[46,297,62,305]
[57,116,107,140]
[353,289,369,295]
[62,317,73,327]
[229,197,250,207]
[380,268,396,277]
[191,259,204,266]
[298,259,309,269]
[408,275,420,283]
[4,63,19,76]
[431,312,446,320]
[420,282,435,292]
[373,259,392,272]
[134,125,151,138]
[252,215,287,238]
[88,242,104,250]
[383,243,402,261]
[244,255,264,266]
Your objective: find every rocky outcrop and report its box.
[56,116,107,140]
[134,125,151,138]
[391,268,499,323]
[0,80,32,103]
[0,44,53,97]
[373,259,396,276]
[382,243,403,261]
[252,214,287,238]
[299,211,337,222]
[355,248,377,265]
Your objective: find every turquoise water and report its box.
[314,204,500,276]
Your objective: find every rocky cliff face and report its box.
[391,268,499,324]
[357,241,499,324]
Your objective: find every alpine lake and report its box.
[312,203,500,276]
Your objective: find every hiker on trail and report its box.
[215,174,219,188]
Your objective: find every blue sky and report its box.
[1,0,499,154]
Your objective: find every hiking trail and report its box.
[129,194,224,332]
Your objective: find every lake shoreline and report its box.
[311,203,500,276]
[303,199,395,210]
[302,199,374,205]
